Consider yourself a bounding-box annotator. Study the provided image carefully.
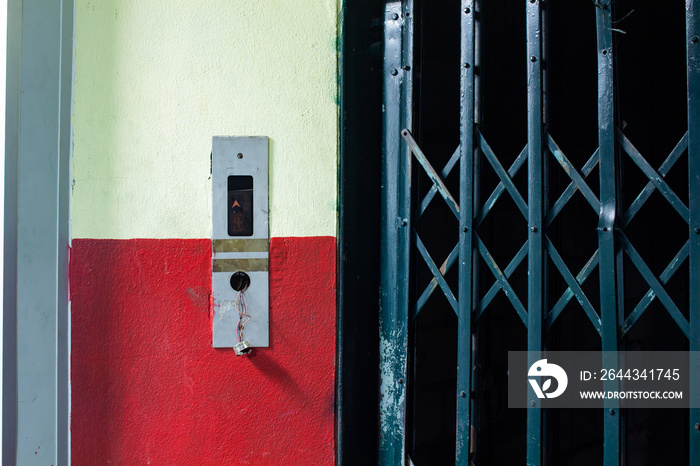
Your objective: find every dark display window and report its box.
[228,175,254,236]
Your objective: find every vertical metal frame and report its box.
[595,3,621,466]
[379,1,413,464]
[456,2,475,464]
[379,2,700,464]
[526,1,544,464]
[3,0,73,464]
[688,0,700,462]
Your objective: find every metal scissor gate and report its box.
[379,0,700,464]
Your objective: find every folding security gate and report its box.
[378,0,700,464]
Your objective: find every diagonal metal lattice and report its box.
[616,130,691,338]
[378,2,700,464]
[543,134,602,334]
[402,130,460,318]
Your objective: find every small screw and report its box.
[404,65,411,71]
[464,63,471,69]
[692,36,699,44]
[237,153,243,159]
[401,218,408,226]
[609,409,615,416]
[695,423,700,430]
[390,69,398,76]
[602,49,608,55]
[531,400,537,407]
[531,226,538,233]
[392,13,399,20]
[464,7,471,14]
[463,226,469,232]
[695,227,700,235]
[530,56,537,62]
[405,11,410,17]
[603,227,608,232]
[460,391,467,398]
[398,378,404,384]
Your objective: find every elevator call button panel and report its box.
[211,137,269,349]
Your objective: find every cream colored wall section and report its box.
[72,1,338,239]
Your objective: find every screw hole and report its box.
[230,271,251,292]
[237,153,243,159]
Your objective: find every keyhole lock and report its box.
[230,271,251,292]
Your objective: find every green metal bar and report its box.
[470,3,483,458]
[415,235,459,313]
[403,130,460,217]
[546,250,599,330]
[618,131,690,224]
[475,142,528,226]
[478,132,528,219]
[596,4,620,464]
[620,132,688,228]
[688,1,700,460]
[547,135,600,213]
[477,237,528,325]
[526,0,544,463]
[545,238,601,334]
[474,241,528,321]
[685,0,700,458]
[379,2,412,464]
[620,242,689,336]
[415,243,459,317]
[620,234,690,338]
[546,150,599,226]
[419,146,460,216]
[456,3,476,462]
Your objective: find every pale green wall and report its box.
[72,0,339,239]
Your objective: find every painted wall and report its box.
[71,1,339,464]
[72,0,338,239]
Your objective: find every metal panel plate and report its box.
[212,136,269,348]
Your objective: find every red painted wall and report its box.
[70,237,336,465]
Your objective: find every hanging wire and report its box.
[235,289,251,343]
[593,0,635,35]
